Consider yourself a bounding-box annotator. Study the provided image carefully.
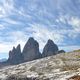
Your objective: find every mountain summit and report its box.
[42,39,58,57]
[22,37,41,62]
[8,44,23,64]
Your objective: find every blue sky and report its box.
[0,0,80,59]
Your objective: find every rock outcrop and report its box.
[42,39,58,57]
[58,50,65,53]
[8,44,23,64]
[22,37,41,62]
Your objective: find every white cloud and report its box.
[0,0,14,18]
[0,24,5,30]
[7,31,28,50]
[67,16,80,38]
[0,0,22,25]
[56,15,67,24]
[0,43,13,53]
[18,7,32,19]
[0,40,26,55]
[0,31,28,54]
[0,40,25,54]
[3,18,22,25]
[57,14,80,32]
[9,31,27,41]
[69,17,80,32]
[56,14,80,38]
[0,6,5,18]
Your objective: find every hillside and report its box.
[0,50,80,80]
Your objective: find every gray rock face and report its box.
[8,44,23,64]
[42,39,58,57]
[22,37,41,62]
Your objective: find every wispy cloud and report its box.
[0,24,5,30]
[18,7,32,19]
[56,14,80,38]
[3,18,22,25]
[9,31,27,42]
[0,0,14,18]
[0,43,13,53]
[69,17,80,32]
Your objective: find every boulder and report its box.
[58,50,65,53]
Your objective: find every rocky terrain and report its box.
[0,50,80,80]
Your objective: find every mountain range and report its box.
[0,37,65,66]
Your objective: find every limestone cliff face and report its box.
[42,39,59,57]
[8,44,23,64]
[22,37,41,62]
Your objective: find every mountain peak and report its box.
[42,39,58,57]
[22,37,41,62]
[47,39,54,44]
[28,37,34,41]
[16,44,20,49]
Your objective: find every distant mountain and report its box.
[0,58,7,62]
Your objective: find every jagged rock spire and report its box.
[42,39,58,57]
[22,37,41,61]
[8,44,23,64]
